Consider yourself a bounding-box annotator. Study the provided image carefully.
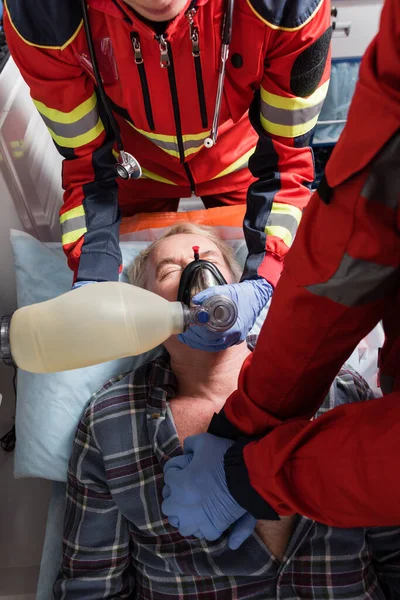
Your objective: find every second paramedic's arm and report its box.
[54,404,133,599]
[4,8,121,284]
[213,165,399,440]
[210,0,400,441]
[219,124,400,526]
[210,0,400,527]
[241,0,331,286]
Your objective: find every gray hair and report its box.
[128,223,242,288]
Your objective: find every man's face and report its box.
[146,233,235,302]
[123,0,189,22]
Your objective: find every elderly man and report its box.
[55,224,400,600]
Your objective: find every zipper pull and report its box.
[131,34,143,64]
[186,8,200,57]
[157,35,170,68]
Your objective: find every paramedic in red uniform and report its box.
[161,0,400,542]
[3,0,332,350]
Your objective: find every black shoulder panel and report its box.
[247,0,323,29]
[291,26,332,96]
[6,0,82,48]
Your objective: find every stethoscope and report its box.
[80,0,235,180]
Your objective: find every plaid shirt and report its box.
[55,350,400,600]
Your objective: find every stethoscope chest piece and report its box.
[115,151,142,180]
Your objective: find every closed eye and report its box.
[158,266,182,280]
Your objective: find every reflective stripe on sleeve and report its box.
[260,80,329,138]
[306,253,399,307]
[265,203,303,247]
[62,227,87,246]
[32,93,105,148]
[60,206,87,246]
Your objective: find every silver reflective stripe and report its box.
[380,374,394,395]
[183,138,206,151]
[306,253,399,307]
[261,100,324,127]
[152,138,204,153]
[152,139,179,152]
[266,213,298,237]
[40,105,99,139]
[61,215,87,235]
[361,131,400,209]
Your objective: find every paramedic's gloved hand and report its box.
[72,280,95,290]
[178,279,273,352]
[162,433,257,549]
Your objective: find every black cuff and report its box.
[224,439,280,521]
[208,410,244,441]
[77,252,121,282]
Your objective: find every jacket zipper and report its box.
[157,34,196,195]
[131,33,155,131]
[186,9,208,129]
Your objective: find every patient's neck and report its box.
[165,338,250,408]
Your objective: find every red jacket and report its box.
[4,0,331,283]
[211,0,400,528]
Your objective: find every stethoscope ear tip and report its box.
[204,137,215,149]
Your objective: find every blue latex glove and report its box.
[72,280,95,290]
[162,433,257,550]
[178,279,272,352]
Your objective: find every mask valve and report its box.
[184,294,238,332]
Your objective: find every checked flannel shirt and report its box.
[55,350,400,600]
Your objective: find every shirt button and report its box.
[151,412,161,419]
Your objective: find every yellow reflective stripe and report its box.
[161,146,202,158]
[60,205,85,224]
[33,94,98,125]
[265,225,293,247]
[271,202,302,225]
[4,0,83,50]
[261,113,319,138]
[128,121,208,157]
[161,147,181,158]
[128,122,176,143]
[184,146,203,158]
[182,131,210,142]
[141,168,177,186]
[61,227,87,246]
[212,147,256,180]
[245,0,324,31]
[130,124,210,144]
[47,117,104,148]
[261,81,329,112]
